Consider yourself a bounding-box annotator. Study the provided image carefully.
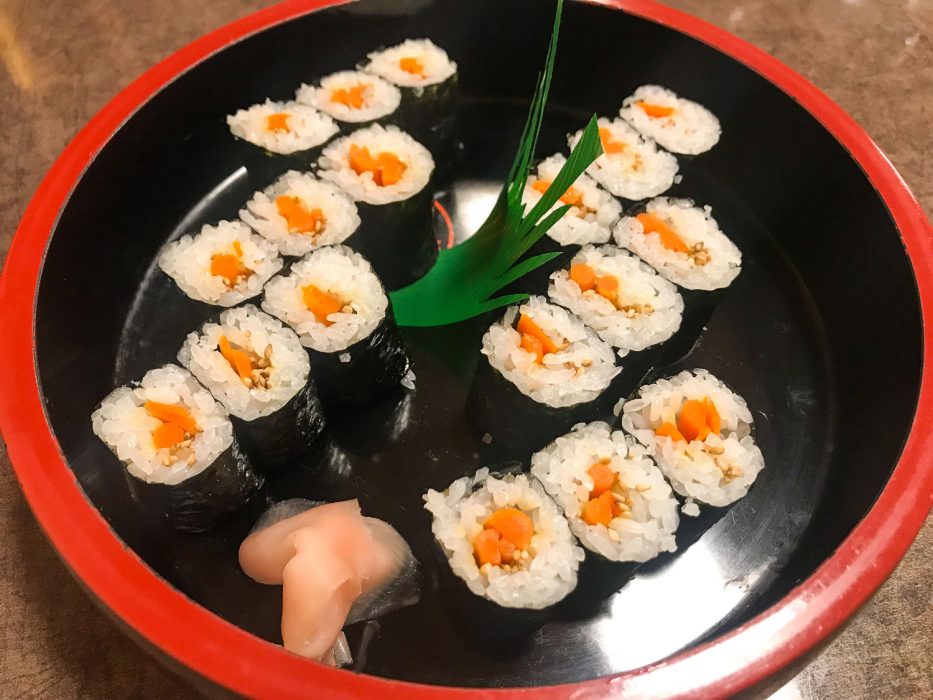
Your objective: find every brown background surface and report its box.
[0,1,930,697]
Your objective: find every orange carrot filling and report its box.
[582,491,616,527]
[348,145,407,186]
[587,461,616,497]
[218,335,254,381]
[531,179,585,208]
[210,241,251,286]
[655,421,686,442]
[473,528,501,567]
[520,332,544,364]
[275,195,326,234]
[399,57,424,75]
[331,83,368,109]
[635,212,689,254]
[485,508,534,550]
[636,101,675,118]
[266,112,290,132]
[516,314,562,364]
[301,284,343,325]
[676,397,721,442]
[598,127,627,154]
[569,263,620,303]
[145,401,199,451]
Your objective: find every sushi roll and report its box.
[516,154,622,292]
[547,245,683,356]
[177,305,326,468]
[617,369,765,510]
[296,71,402,127]
[261,245,412,407]
[619,85,721,156]
[614,197,741,362]
[466,296,620,462]
[363,39,460,177]
[424,468,583,617]
[239,170,361,257]
[318,124,437,290]
[158,220,283,307]
[226,99,338,186]
[91,364,263,532]
[239,499,422,665]
[530,422,678,563]
[569,117,678,201]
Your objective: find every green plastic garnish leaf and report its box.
[389,0,604,327]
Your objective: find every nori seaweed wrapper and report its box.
[344,185,438,291]
[126,438,263,534]
[231,378,327,469]
[309,308,411,407]
[397,75,460,183]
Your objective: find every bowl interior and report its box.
[33,0,922,688]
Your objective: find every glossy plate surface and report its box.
[1,0,931,697]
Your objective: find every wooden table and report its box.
[0,0,930,696]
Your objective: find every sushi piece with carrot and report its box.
[423,467,582,635]
[261,245,411,407]
[466,296,620,463]
[614,197,741,363]
[226,99,339,187]
[619,85,721,156]
[617,369,764,512]
[91,364,263,532]
[239,498,422,665]
[177,305,326,468]
[363,39,459,178]
[317,124,437,290]
[296,70,402,128]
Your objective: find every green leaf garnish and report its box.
[389,0,604,327]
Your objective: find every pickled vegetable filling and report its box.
[568,263,653,317]
[636,100,675,118]
[399,57,424,76]
[516,313,566,364]
[331,83,369,109]
[301,284,352,326]
[348,145,406,186]
[598,127,627,154]
[210,240,253,287]
[473,507,535,572]
[145,401,200,466]
[275,195,326,235]
[266,112,291,132]
[580,461,651,533]
[655,397,743,482]
[218,335,273,390]
[636,212,711,265]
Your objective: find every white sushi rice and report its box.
[296,71,402,124]
[521,154,621,247]
[226,99,338,155]
[531,422,679,562]
[619,85,721,156]
[262,245,387,353]
[158,220,283,307]
[617,369,765,507]
[482,296,620,408]
[424,469,583,609]
[364,38,457,90]
[614,197,742,291]
[548,245,683,356]
[91,364,232,486]
[569,117,678,201]
[177,305,310,422]
[239,171,361,257]
[318,124,434,205]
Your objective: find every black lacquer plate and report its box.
[30,0,923,690]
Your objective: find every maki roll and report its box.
[423,468,583,623]
[91,364,262,532]
[239,499,422,665]
[296,71,402,127]
[619,85,721,155]
[318,124,436,290]
[517,154,622,292]
[569,117,678,201]
[614,197,741,362]
[466,296,620,462]
[363,39,459,177]
[530,422,678,563]
[547,245,683,356]
[239,170,361,257]
[226,99,338,185]
[158,220,283,307]
[261,245,412,407]
[618,369,765,512]
[177,305,326,468]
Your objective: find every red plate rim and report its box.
[1,0,931,697]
